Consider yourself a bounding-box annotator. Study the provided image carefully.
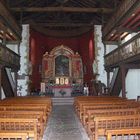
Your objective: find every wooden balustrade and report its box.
[103,0,138,38]
[104,33,140,68]
[0,44,20,70]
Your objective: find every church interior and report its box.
[0,0,140,139]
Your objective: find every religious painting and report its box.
[76,60,82,76]
[55,55,69,76]
[72,58,83,78]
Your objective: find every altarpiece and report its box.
[42,45,83,96]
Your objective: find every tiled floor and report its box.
[42,105,90,140]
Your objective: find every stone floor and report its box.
[42,105,90,140]
[42,105,139,140]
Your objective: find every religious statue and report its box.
[92,60,98,74]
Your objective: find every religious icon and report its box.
[56,78,60,84]
[55,55,69,76]
[60,78,64,85]
[64,78,69,85]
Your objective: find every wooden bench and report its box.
[83,107,138,126]
[79,101,138,120]
[1,99,52,113]
[74,96,127,109]
[106,128,140,140]
[0,96,52,140]
[75,99,136,116]
[0,131,28,140]
[0,110,45,137]
[88,114,140,140]
[0,118,38,140]
[0,105,48,120]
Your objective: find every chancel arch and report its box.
[42,45,83,86]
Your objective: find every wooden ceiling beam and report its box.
[0,1,21,40]
[11,7,113,13]
[116,27,140,33]
[31,24,93,38]
[61,0,70,5]
[28,22,95,27]
[103,0,140,40]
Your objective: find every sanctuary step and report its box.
[52,97,74,105]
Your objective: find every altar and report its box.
[52,85,72,97]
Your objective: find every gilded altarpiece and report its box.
[42,45,83,86]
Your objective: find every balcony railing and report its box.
[103,0,138,38]
[0,44,20,70]
[105,33,140,68]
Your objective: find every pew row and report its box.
[88,114,140,140]
[0,131,28,140]
[0,96,52,140]
[106,128,140,140]
[74,96,140,140]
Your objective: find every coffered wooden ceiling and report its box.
[0,0,140,41]
[3,0,123,37]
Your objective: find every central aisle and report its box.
[42,105,89,140]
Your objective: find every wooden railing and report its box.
[105,33,140,68]
[0,44,20,70]
[103,0,138,38]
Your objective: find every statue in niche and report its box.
[55,55,69,76]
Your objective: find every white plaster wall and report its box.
[7,44,18,54]
[126,69,140,99]
[94,25,107,85]
[17,24,30,96]
[106,45,118,54]
[1,88,6,100]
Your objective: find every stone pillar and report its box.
[17,24,30,96]
[94,25,107,85]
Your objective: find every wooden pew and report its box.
[0,96,52,139]
[1,97,52,112]
[79,101,138,120]
[74,96,126,106]
[75,99,135,115]
[106,128,140,140]
[83,107,138,126]
[0,118,38,140]
[0,105,48,122]
[0,110,45,137]
[0,131,28,140]
[75,96,140,140]
[88,114,140,140]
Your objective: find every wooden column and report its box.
[106,71,110,95]
[121,66,126,98]
[107,71,110,89]
[14,71,18,96]
[17,42,20,55]
[103,43,107,56]
[2,28,7,45]
[0,65,2,99]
